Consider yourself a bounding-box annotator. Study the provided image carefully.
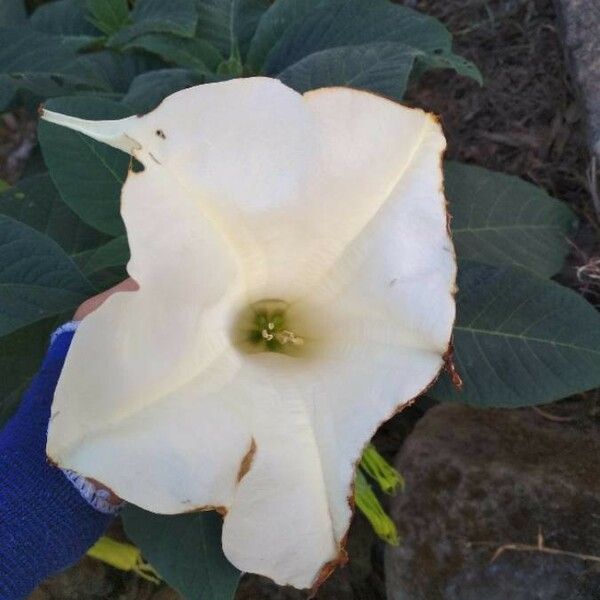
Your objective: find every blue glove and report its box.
[0,325,117,599]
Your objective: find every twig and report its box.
[586,156,600,222]
[532,406,577,423]
[490,528,600,565]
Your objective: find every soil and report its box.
[12,0,599,598]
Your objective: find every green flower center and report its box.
[234,299,305,355]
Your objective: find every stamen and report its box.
[262,329,274,341]
[274,330,304,346]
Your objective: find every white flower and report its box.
[42,77,456,589]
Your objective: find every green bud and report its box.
[360,444,404,494]
[355,470,399,546]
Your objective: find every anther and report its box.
[274,330,304,346]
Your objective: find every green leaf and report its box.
[109,0,197,47]
[0,214,93,337]
[0,318,56,426]
[74,236,129,291]
[122,506,240,600]
[0,173,109,255]
[418,51,483,86]
[195,0,270,61]
[246,0,320,73]
[122,68,201,113]
[38,97,133,236]
[430,261,600,408]
[76,50,164,93]
[123,33,222,72]
[278,42,417,100]
[31,0,101,46]
[0,27,80,76]
[0,27,102,102]
[262,0,452,74]
[75,235,129,275]
[446,162,575,277]
[86,0,131,36]
[0,0,26,27]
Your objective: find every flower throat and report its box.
[234,299,305,355]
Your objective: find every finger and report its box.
[74,278,139,321]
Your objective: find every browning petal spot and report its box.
[443,343,463,390]
[237,438,257,482]
[309,546,349,598]
[183,504,228,516]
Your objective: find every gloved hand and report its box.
[0,280,137,600]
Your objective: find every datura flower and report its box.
[42,78,456,589]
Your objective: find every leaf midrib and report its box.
[453,224,568,233]
[454,325,600,356]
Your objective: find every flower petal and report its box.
[41,80,445,301]
[284,88,454,548]
[221,355,339,589]
[43,78,320,300]
[48,160,250,511]
[58,360,254,513]
[43,80,456,589]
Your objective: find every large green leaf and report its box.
[109,0,197,47]
[30,0,101,48]
[0,27,101,102]
[0,214,93,337]
[38,97,133,236]
[430,261,600,407]
[0,0,26,27]
[446,162,575,277]
[0,27,80,76]
[85,0,131,36]
[195,0,270,61]
[246,0,320,73]
[0,318,56,426]
[263,0,457,75]
[0,173,108,255]
[123,34,222,72]
[76,50,164,93]
[278,42,417,100]
[122,68,201,113]
[122,506,240,600]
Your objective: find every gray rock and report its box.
[385,403,600,600]
[555,0,600,160]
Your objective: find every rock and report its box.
[385,403,600,600]
[555,0,600,161]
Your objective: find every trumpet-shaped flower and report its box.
[42,78,456,589]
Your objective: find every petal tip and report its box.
[309,546,349,597]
